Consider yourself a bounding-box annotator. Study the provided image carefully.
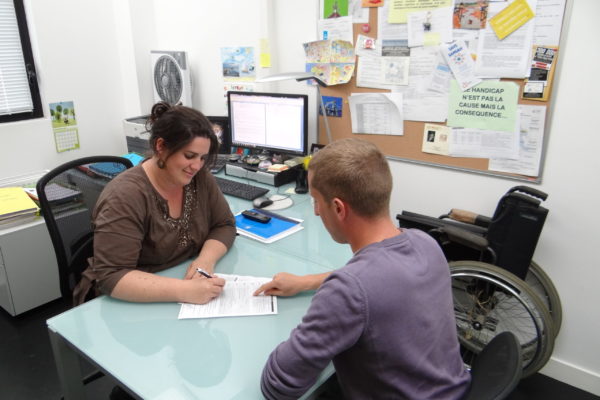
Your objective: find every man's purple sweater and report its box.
[261,229,470,399]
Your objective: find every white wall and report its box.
[0,0,598,395]
[126,0,321,146]
[0,0,132,178]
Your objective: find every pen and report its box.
[196,268,213,278]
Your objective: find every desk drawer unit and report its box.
[0,220,61,316]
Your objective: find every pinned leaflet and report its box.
[441,40,481,91]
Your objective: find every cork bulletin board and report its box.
[316,2,570,183]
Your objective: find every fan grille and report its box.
[153,55,183,105]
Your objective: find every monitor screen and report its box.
[227,91,308,157]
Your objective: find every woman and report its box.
[74,102,236,305]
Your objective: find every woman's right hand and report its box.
[181,276,226,304]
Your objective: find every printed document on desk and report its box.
[178,274,277,319]
[235,209,303,244]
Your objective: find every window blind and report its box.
[0,0,33,116]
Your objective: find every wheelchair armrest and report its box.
[446,209,491,228]
[436,225,490,253]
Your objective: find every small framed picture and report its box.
[310,143,325,154]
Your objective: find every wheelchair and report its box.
[397,186,561,378]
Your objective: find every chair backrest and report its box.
[462,331,523,400]
[487,186,549,280]
[36,156,133,301]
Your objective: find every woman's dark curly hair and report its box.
[145,102,219,168]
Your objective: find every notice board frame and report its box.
[316,1,572,184]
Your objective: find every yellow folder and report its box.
[0,187,40,219]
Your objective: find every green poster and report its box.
[447,81,519,132]
[323,0,349,18]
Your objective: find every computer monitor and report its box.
[227,91,309,157]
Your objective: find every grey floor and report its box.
[1,297,598,400]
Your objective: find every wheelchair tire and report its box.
[449,261,555,378]
[526,261,562,337]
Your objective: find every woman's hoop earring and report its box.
[157,159,165,169]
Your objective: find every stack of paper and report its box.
[178,273,277,319]
[0,187,40,228]
[235,209,303,244]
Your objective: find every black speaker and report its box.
[295,169,308,194]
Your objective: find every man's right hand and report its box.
[253,272,330,297]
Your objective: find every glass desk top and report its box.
[48,226,335,399]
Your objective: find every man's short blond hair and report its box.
[308,138,392,217]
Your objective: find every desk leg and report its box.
[48,327,86,400]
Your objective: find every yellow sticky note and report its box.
[424,32,441,46]
[388,0,453,23]
[489,0,535,40]
[259,38,271,68]
[260,54,271,68]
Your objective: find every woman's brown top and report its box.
[74,164,236,304]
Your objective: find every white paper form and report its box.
[428,51,452,94]
[388,46,448,122]
[348,93,404,135]
[318,16,354,43]
[489,104,546,176]
[178,274,277,319]
[357,55,390,89]
[408,45,439,77]
[452,29,479,56]
[474,0,537,78]
[407,7,453,47]
[449,122,520,159]
[378,2,410,56]
[356,55,409,88]
[383,57,410,85]
[407,45,441,92]
[349,0,369,23]
[533,0,566,46]
[393,76,448,122]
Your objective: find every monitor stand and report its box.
[225,162,300,187]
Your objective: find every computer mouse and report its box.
[253,196,273,209]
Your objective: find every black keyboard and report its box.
[214,176,269,200]
[210,155,228,174]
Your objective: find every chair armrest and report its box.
[439,225,489,252]
[447,209,491,228]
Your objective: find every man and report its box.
[254,138,470,399]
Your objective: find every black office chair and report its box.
[462,331,523,400]
[37,156,133,302]
[37,156,133,396]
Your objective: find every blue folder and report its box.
[235,209,301,241]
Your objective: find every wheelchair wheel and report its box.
[526,261,562,337]
[449,261,555,378]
